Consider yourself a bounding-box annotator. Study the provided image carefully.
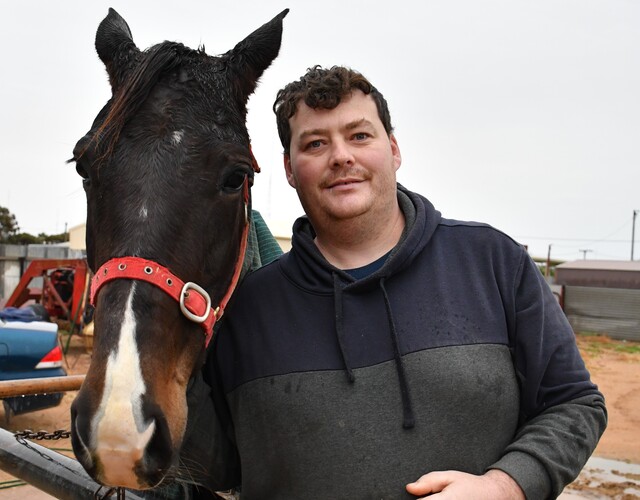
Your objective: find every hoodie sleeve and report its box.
[489,253,607,499]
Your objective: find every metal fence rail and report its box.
[0,426,145,499]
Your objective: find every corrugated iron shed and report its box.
[555,260,640,289]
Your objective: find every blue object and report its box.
[0,306,45,322]
[0,317,67,415]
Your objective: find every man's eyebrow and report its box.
[344,118,373,130]
[298,118,374,140]
[299,128,328,140]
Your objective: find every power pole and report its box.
[545,244,552,278]
[579,249,592,260]
[632,210,639,261]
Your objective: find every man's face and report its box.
[284,90,402,227]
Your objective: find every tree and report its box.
[41,232,69,244]
[7,232,40,245]
[0,205,69,245]
[0,205,19,242]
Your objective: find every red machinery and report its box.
[4,259,90,329]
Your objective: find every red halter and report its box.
[89,179,251,348]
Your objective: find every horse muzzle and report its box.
[71,391,177,489]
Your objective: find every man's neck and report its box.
[312,204,405,270]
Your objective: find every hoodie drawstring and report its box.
[380,277,415,429]
[333,272,355,383]
[332,272,415,429]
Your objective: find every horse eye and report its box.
[76,162,89,180]
[74,162,92,190]
[223,171,247,192]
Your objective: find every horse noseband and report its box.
[179,281,213,323]
[89,180,250,348]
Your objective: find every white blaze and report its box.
[93,283,156,487]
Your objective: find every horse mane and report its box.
[91,42,190,161]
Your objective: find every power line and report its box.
[516,213,636,246]
[518,236,630,243]
[590,217,633,243]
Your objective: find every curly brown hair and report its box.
[273,65,394,154]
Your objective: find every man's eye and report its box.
[306,140,322,150]
[353,133,369,141]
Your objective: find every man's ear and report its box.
[283,153,297,188]
[390,134,402,171]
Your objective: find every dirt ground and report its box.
[0,334,639,498]
[575,335,640,464]
[561,335,640,499]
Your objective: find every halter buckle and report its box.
[179,282,212,324]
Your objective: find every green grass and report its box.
[576,332,640,358]
[613,343,640,354]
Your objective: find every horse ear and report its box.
[95,8,140,92]
[224,9,289,101]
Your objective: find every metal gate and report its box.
[564,285,640,341]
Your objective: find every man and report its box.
[199,66,606,499]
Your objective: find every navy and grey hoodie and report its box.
[190,185,606,500]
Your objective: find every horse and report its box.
[68,8,287,491]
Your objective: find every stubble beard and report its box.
[302,175,398,246]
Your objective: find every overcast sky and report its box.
[1,0,638,261]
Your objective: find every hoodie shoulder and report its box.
[438,217,526,252]
[404,188,527,264]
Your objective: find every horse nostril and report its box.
[136,402,175,487]
[70,399,97,476]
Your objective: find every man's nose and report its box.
[330,139,355,168]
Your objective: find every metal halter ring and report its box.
[179,282,212,323]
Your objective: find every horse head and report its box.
[69,8,286,489]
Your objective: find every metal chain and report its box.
[94,486,128,499]
[13,432,79,476]
[14,431,128,498]
[13,429,71,440]
[13,430,139,499]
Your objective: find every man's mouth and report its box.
[326,178,362,189]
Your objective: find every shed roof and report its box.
[556,260,640,272]
[555,260,640,289]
